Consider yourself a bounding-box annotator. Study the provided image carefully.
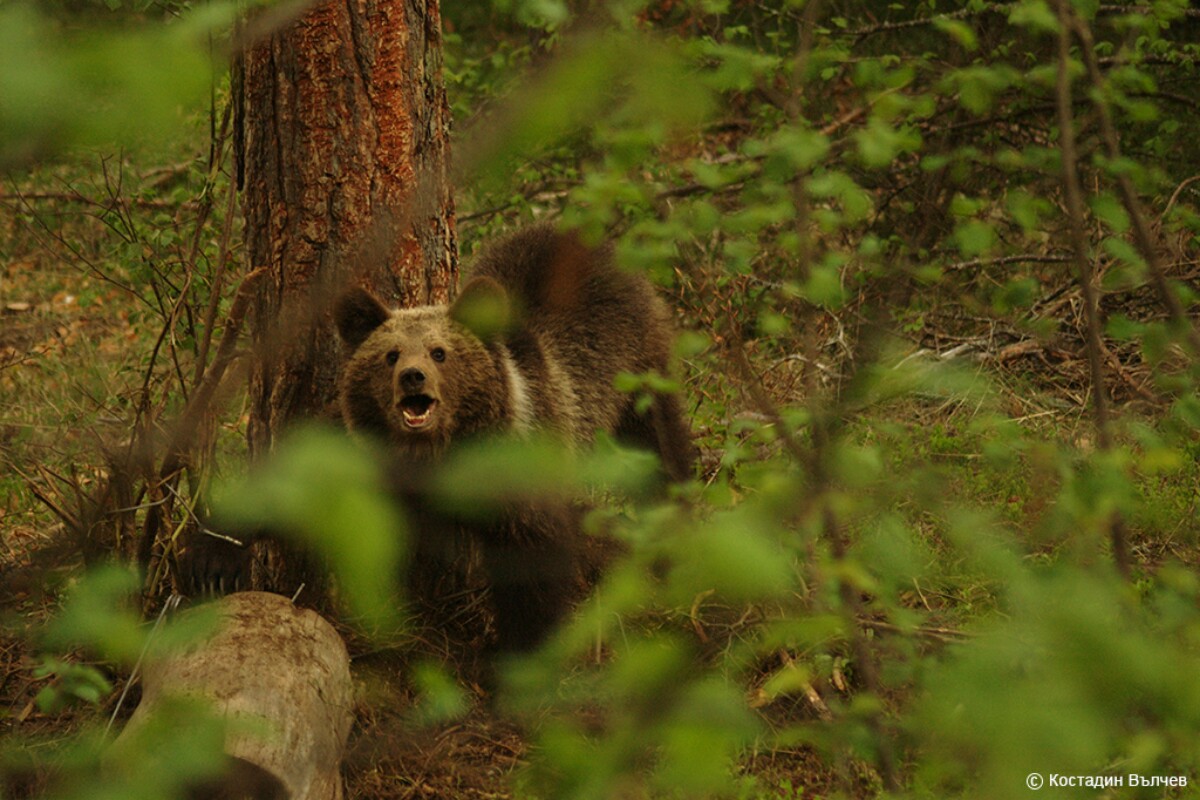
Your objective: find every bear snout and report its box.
[398,367,426,394]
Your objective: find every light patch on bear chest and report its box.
[498,346,535,434]
[540,342,583,444]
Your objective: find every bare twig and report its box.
[1162,174,1200,224]
[1069,10,1200,357]
[194,164,241,386]
[0,192,188,210]
[842,4,1200,39]
[943,253,1072,273]
[104,594,182,739]
[861,619,972,642]
[138,268,266,573]
[1055,0,1132,579]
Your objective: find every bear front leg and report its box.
[478,510,585,653]
[177,524,256,596]
[615,391,696,485]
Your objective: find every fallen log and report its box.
[113,591,354,800]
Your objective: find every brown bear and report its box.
[334,224,694,652]
[182,225,693,654]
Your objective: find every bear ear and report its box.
[335,287,391,348]
[450,277,511,342]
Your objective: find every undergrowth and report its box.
[4,1,1200,799]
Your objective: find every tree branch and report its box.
[1055,0,1131,579]
[1069,10,1200,357]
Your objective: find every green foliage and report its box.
[445,0,1200,795]
[214,424,404,629]
[914,562,1200,796]
[409,661,471,725]
[0,2,235,168]
[7,0,1200,797]
[2,569,229,798]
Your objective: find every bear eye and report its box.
[385,349,399,366]
[430,347,446,363]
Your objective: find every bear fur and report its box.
[335,224,694,652]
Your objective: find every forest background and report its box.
[3,0,1200,798]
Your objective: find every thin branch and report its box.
[0,192,187,210]
[1069,10,1200,357]
[159,268,266,483]
[138,269,266,572]
[1162,174,1200,224]
[2,179,155,310]
[721,5,900,790]
[843,4,1200,38]
[943,253,1072,272]
[194,165,241,386]
[1055,0,1131,579]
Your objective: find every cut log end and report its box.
[114,592,353,800]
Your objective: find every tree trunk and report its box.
[240,0,456,455]
[236,0,456,593]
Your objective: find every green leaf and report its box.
[215,425,403,630]
[948,65,1018,114]
[854,117,922,168]
[411,662,470,724]
[1008,0,1059,33]
[1105,314,1143,341]
[667,508,794,602]
[994,276,1040,311]
[803,254,849,309]
[696,40,780,91]
[1006,189,1052,231]
[674,330,711,359]
[42,566,145,664]
[953,219,997,256]
[950,194,984,216]
[933,17,979,50]
[764,126,831,177]
[1101,236,1145,273]
[1089,192,1131,233]
[0,3,229,167]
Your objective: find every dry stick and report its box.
[1069,13,1200,358]
[137,113,239,580]
[20,465,82,532]
[160,268,267,482]
[1054,0,1132,580]
[194,168,241,386]
[136,269,267,572]
[0,193,185,210]
[187,102,236,389]
[1162,174,1200,224]
[171,105,232,398]
[844,3,1200,38]
[943,253,1072,273]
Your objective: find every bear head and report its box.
[334,279,514,450]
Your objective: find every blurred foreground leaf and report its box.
[0,2,232,167]
[214,424,403,630]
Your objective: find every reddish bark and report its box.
[239,0,456,457]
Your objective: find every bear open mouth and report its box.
[399,394,438,429]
